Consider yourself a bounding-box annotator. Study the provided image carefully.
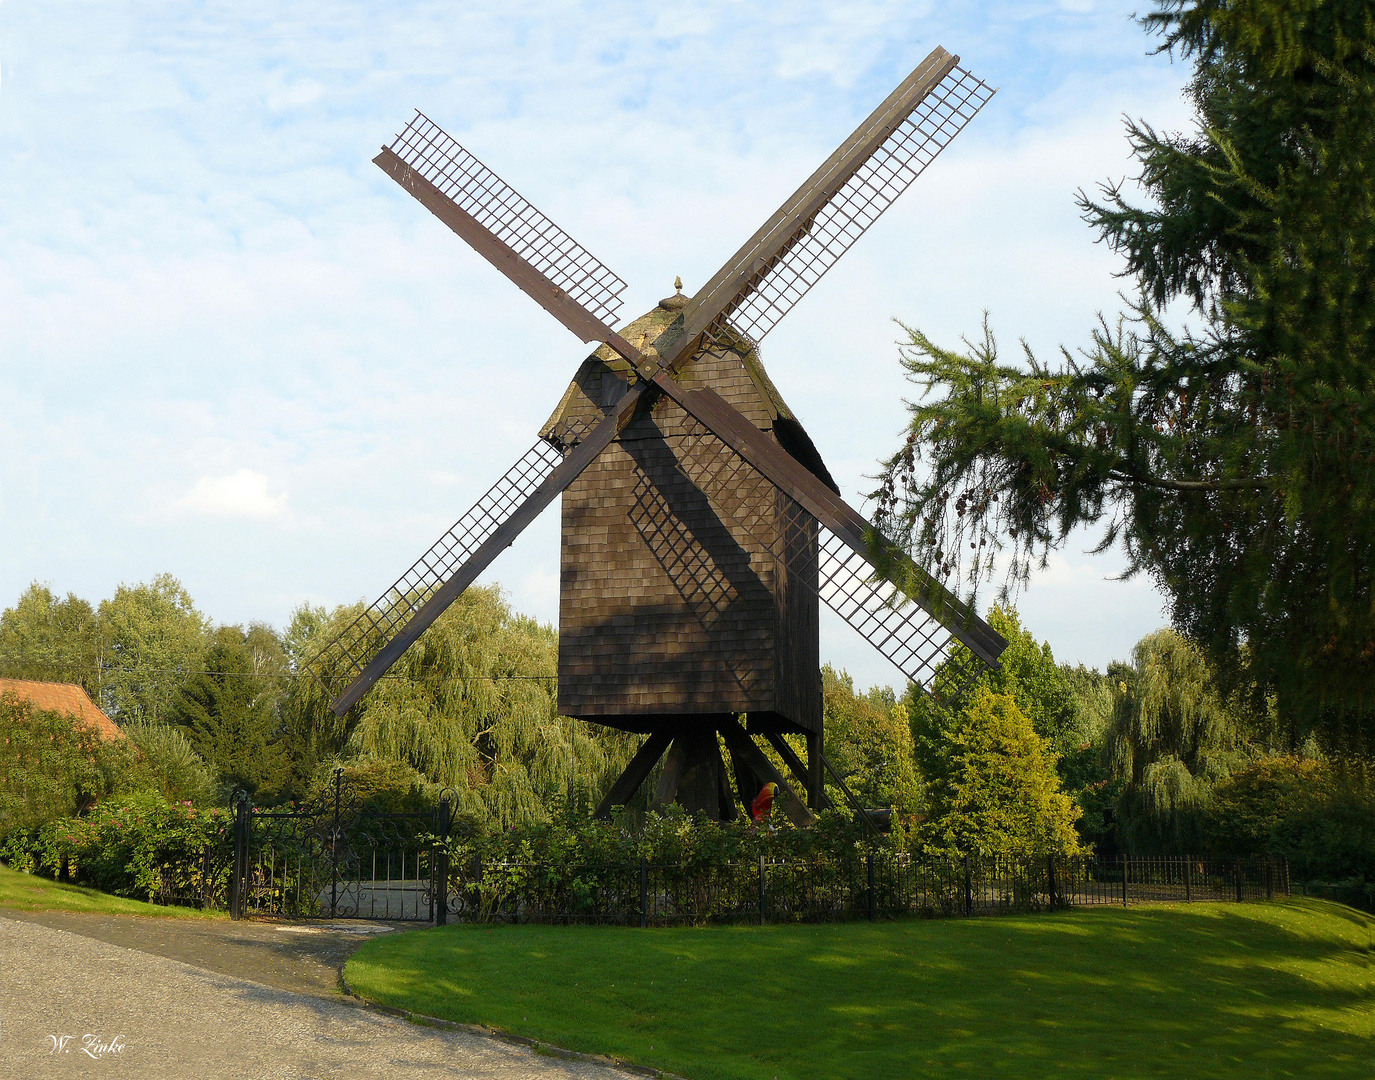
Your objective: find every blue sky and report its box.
[1,1,1194,690]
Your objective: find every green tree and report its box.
[346,586,640,826]
[167,626,288,798]
[0,584,100,694]
[919,689,1082,858]
[820,665,922,812]
[0,692,128,835]
[1204,755,1375,882]
[121,722,218,806]
[276,602,365,799]
[1108,629,1253,852]
[871,0,1375,749]
[97,574,207,724]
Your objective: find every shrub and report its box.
[1205,756,1375,883]
[0,691,132,837]
[21,796,232,903]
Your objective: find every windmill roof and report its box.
[0,678,123,741]
[541,290,839,492]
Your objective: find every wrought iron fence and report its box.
[435,852,1291,927]
[216,783,1291,926]
[229,771,451,922]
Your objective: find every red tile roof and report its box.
[0,679,124,741]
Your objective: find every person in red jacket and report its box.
[751,782,778,823]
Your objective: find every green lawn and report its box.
[346,899,1375,1080]
[0,863,222,919]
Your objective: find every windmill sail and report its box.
[376,113,628,343]
[320,47,1001,719]
[677,49,995,351]
[316,392,649,715]
[669,412,1000,702]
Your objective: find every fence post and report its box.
[433,794,451,927]
[1121,854,1129,908]
[867,853,877,923]
[230,792,248,920]
[1235,858,1244,903]
[329,767,343,919]
[639,857,648,929]
[963,854,973,917]
[758,855,767,927]
[1185,858,1192,903]
[1047,855,1057,911]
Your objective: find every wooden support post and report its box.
[594,732,671,819]
[806,727,825,811]
[764,730,832,810]
[718,717,814,826]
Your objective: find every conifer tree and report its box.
[873,0,1375,748]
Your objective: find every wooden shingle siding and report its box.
[552,302,822,735]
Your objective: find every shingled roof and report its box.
[540,286,840,493]
[0,679,123,741]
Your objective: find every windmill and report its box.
[314,46,1007,827]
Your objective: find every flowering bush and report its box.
[7,797,233,905]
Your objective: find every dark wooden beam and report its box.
[763,730,832,811]
[718,717,814,827]
[675,47,959,350]
[806,729,825,812]
[375,147,614,346]
[652,737,691,810]
[330,380,658,715]
[592,732,671,819]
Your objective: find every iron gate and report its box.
[229,769,453,922]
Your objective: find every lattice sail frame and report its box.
[312,418,596,690]
[387,112,628,327]
[671,416,986,704]
[707,65,995,348]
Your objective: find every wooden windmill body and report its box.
[543,293,832,818]
[317,47,1009,826]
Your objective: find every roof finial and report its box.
[674,275,683,294]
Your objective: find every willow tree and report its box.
[872,1,1375,751]
[1108,629,1253,851]
[346,585,641,826]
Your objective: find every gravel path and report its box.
[0,916,640,1079]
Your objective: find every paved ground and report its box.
[0,915,642,1079]
[0,908,400,997]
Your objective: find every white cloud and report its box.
[178,470,287,520]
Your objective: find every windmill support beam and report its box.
[719,717,814,827]
[806,729,825,811]
[592,732,671,819]
[762,730,832,811]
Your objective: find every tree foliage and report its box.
[820,664,922,811]
[98,574,207,723]
[919,689,1083,858]
[0,584,100,693]
[346,586,641,827]
[872,0,1375,744]
[1108,629,1254,851]
[167,626,290,799]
